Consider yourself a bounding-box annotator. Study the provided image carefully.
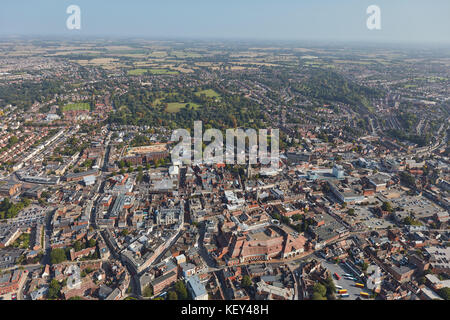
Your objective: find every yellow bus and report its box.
[355,283,365,288]
[338,289,348,294]
[360,292,369,298]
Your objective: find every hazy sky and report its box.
[0,0,449,44]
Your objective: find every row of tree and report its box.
[0,198,31,220]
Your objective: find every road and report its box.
[150,229,184,267]
[42,208,55,266]
[197,224,217,269]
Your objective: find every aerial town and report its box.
[0,38,449,302]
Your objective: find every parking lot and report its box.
[390,195,446,219]
[348,204,395,230]
[319,258,372,300]
[7,205,45,227]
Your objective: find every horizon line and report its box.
[1,34,450,49]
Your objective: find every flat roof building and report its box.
[186,275,208,300]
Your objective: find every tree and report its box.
[403,216,422,226]
[241,275,252,288]
[50,248,67,264]
[324,275,336,298]
[438,287,450,300]
[0,198,31,220]
[143,285,153,298]
[8,136,19,146]
[313,283,327,297]
[174,281,188,300]
[136,170,144,183]
[399,171,416,187]
[88,238,97,248]
[47,279,62,299]
[73,240,82,252]
[167,291,178,300]
[311,292,326,300]
[362,262,369,272]
[381,201,393,213]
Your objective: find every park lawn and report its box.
[195,89,221,100]
[333,59,373,65]
[128,68,148,76]
[61,102,90,112]
[171,51,202,59]
[153,98,162,106]
[128,68,179,75]
[12,233,30,249]
[152,92,180,107]
[166,102,201,113]
[149,51,168,58]
[148,68,179,75]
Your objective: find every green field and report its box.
[303,60,335,68]
[166,102,201,113]
[127,68,148,75]
[148,68,179,75]
[61,103,90,112]
[128,68,179,75]
[171,51,203,59]
[195,89,221,99]
[149,51,168,58]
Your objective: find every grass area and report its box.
[195,89,221,100]
[149,51,168,58]
[40,225,44,248]
[12,233,30,249]
[61,102,90,112]
[128,68,179,75]
[152,92,179,107]
[166,102,201,113]
[170,51,202,59]
[333,60,373,65]
[127,69,148,76]
[303,60,334,68]
[148,68,179,75]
